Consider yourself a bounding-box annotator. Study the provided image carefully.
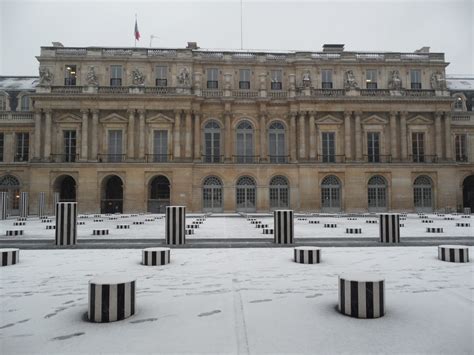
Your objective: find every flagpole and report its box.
[135,14,137,47]
[240,0,243,49]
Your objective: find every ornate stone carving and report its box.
[344,70,359,89]
[86,66,98,86]
[388,70,402,90]
[177,67,191,86]
[131,68,145,86]
[430,71,446,90]
[39,67,53,86]
[302,71,311,88]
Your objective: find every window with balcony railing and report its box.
[321,69,333,89]
[322,132,335,163]
[412,132,425,162]
[410,69,422,89]
[64,130,77,162]
[20,95,30,111]
[15,132,29,162]
[366,69,377,89]
[110,65,123,87]
[455,134,468,162]
[204,120,221,163]
[270,70,282,90]
[207,68,219,89]
[155,65,168,87]
[239,69,251,89]
[64,65,77,86]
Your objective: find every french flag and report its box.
[134,18,140,41]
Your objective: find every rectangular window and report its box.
[410,69,422,89]
[321,70,333,89]
[155,66,168,87]
[20,96,29,111]
[153,130,168,162]
[110,65,123,87]
[239,69,251,89]
[455,134,467,162]
[367,132,380,162]
[0,133,4,162]
[270,70,283,90]
[0,96,6,111]
[207,68,219,89]
[15,132,29,162]
[108,130,123,162]
[412,132,425,162]
[322,132,335,163]
[64,65,77,86]
[366,69,377,89]
[63,130,76,162]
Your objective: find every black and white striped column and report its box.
[294,247,321,264]
[53,192,60,216]
[19,192,28,218]
[438,245,469,263]
[88,276,136,323]
[38,192,46,218]
[55,202,77,246]
[274,210,294,244]
[166,206,186,245]
[142,247,171,266]
[1,248,20,266]
[338,274,385,319]
[379,214,400,243]
[0,192,8,220]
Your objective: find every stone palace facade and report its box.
[0,42,473,214]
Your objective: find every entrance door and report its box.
[236,176,256,212]
[148,175,170,213]
[101,175,123,213]
[202,176,223,212]
[413,175,433,212]
[462,175,474,211]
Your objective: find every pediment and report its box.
[54,113,82,123]
[362,115,388,125]
[146,113,174,124]
[100,113,128,123]
[407,115,432,125]
[316,115,343,125]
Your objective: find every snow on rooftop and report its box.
[0,76,38,91]
[446,75,474,91]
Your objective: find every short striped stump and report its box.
[456,223,470,227]
[294,247,321,264]
[116,224,130,229]
[250,220,261,225]
[144,218,154,222]
[347,217,357,220]
[17,217,27,221]
[255,224,268,229]
[185,229,194,235]
[93,229,109,236]
[46,225,55,230]
[186,224,199,229]
[444,217,455,221]
[6,230,23,236]
[41,219,53,223]
[324,224,337,228]
[142,247,171,266]
[1,248,19,267]
[133,221,144,225]
[346,228,362,234]
[262,228,273,234]
[308,220,320,224]
[438,245,469,263]
[427,227,443,233]
[461,215,471,219]
[379,214,400,243]
[77,221,85,225]
[13,222,26,226]
[421,220,433,224]
[338,273,385,319]
[93,219,103,222]
[88,276,136,323]
[93,214,101,218]
[366,220,377,224]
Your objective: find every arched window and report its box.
[236,176,256,212]
[268,121,286,163]
[20,95,30,111]
[453,95,465,111]
[148,175,170,213]
[203,176,223,212]
[53,175,77,202]
[0,175,21,214]
[269,176,289,209]
[368,175,387,212]
[413,175,433,212]
[204,120,221,163]
[321,175,341,212]
[235,120,254,163]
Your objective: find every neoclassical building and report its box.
[0,42,473,214]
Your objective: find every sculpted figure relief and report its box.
[86,66,98,86]
[344,70,359,89]
[388,70,402,90]
[302,71,311,88]
[430,71,446,90]
[177,67,191,86]
[39,67,53,86]
[132,68,146,86]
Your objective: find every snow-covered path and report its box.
[0,247,472,354]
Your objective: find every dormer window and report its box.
[64,65,77,86]
[454,96,464,111]
[0,95,6,111]
[20,95,30,111]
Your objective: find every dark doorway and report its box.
[463,175,474,211]
[59,176,76,201]
[101,175,123,213]
[148,175,170,213]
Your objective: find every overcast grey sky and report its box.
[0,0,472,76]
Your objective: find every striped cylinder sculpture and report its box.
[38,192,46,218]
[338,274,385,319]
[1,248,20,266]
[0,191,7,220]
[88,276,136,323]
[166,206,186,245]
[19,192,28,218]
[379,214,400,243]
[55,202,77,246]
[294,246,321,264]
[93,229,109,236]
[438,245,469,263]
[142,247,171,266]
[274,210,294,244]
[6,230,23,236]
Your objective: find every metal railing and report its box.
[144,87,177,94]
[360,89,391,97]
[202,89,224,98]
[404,89,435,97]
[145,154,171,163]
[311,89,345,97]
[268,155,290,163]
[232,90,259,98]
[409,155,438,163]
[13,154,29,162]
[97,154,126,163]
[233,155,260,163]
[363,154,392,163]
[316,154,346,163]
[51,154,79,163]
[201,155,224,163]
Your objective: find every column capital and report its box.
[343,111,352,118]
[389,111,397,118]
[80,109,89,115]
[354,110,362,117]
[444,111,452,119]
[400,111,408,118]
[137,109,146,116]
[43,109,52,115]
[434,110,443,118]
[91,109,100,116]
[126,109,136,116]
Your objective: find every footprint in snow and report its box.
[129,317,158,324]
[51,332,85,341]
[198,310,222,317]
[305,293,323,298]
[249,299,272,303]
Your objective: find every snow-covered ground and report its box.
[0,213,472,240]
[0,247,472,354]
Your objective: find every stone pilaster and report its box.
[44,109,52,160]
[260,113,267,161]
[173,111,181,160]
[344,111,352,161]
[309,112,316,160]
[138,110,145,160]
[354,111,362,161]
[193,112,201,161]
[298,112,306,160]
[224,112,231,161]
[127,110,135,160]
[400,111,408,161]
[81,109,89,161]
[185,111,192,159]
[290,113,297,162]
[389,111,398,160]
[435,111,443,160]
[34,110,42,160]
[91,110,99,161]
[444,112,452,160]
